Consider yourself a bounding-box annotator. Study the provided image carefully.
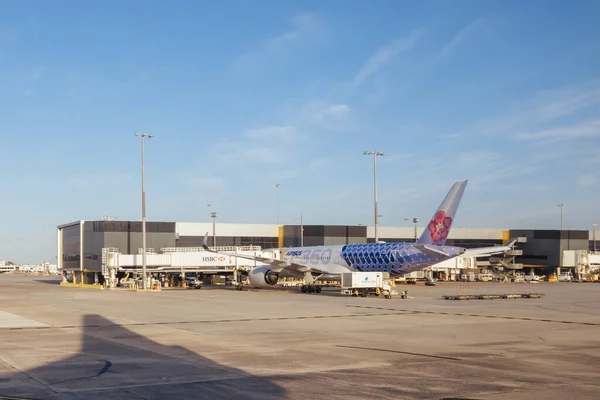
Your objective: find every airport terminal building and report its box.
[57,220,598,284]
[57,220,506,272]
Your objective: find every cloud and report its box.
[450,80,600,139]
[320,104,350,119]
[515,120,600,141]
[438,17,486,59]
[294,101,353,131]
[451,150,538,187]
[214,127,298,166]
[353,27,426,86]
[265,13,321,49]
[473,165,539,186]
[211,113,335,182]
[529,83,600,123]
[245,125,307,142]
[301,101,351,122]
[577,173,597,187]
[215,123,309,167]
[408,149,539,193]
[233,13,323,74]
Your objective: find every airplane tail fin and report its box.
[416,180,468,245]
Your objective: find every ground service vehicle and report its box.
[425,277,437,286]
[185,277,202,289]
[341,272,393,299]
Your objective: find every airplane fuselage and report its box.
[271,242,464,277]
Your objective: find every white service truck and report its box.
[341,272,394,299]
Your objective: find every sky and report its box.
[1,0,600,263]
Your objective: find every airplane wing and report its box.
[414,244,463,258]
[461,240,517,258]
[201,233,327,276]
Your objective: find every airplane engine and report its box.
[248,266,279,287]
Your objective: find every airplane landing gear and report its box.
[300,284,322,294]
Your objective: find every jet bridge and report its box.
[101,245,272,280]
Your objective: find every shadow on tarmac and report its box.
[0,314,287,400]
[33,279,63,285]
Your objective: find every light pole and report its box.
[210,212,217,247]
[404,217,419,241]
[413,217,419,241]
[274,184,280,225]
[557,204,564,231]
[42,224,47,272]
[300,214,304,247]
[135,132,153,290]
[593,223,597,252]
[364,151,385,242]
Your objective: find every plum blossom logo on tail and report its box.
[427,210,452,243]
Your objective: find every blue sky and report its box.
[1,0,599,263]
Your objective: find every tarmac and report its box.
[0,274,599,399]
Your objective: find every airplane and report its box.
[202,179,516,293]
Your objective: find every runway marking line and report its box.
[0,312,411,331]
[336,345,461,361]
[8,306,593,331]
[347,305,600,326]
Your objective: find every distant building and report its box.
[511,229,590,269]
[0,260,15,273]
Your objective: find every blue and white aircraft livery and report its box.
[202,180,515,291]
